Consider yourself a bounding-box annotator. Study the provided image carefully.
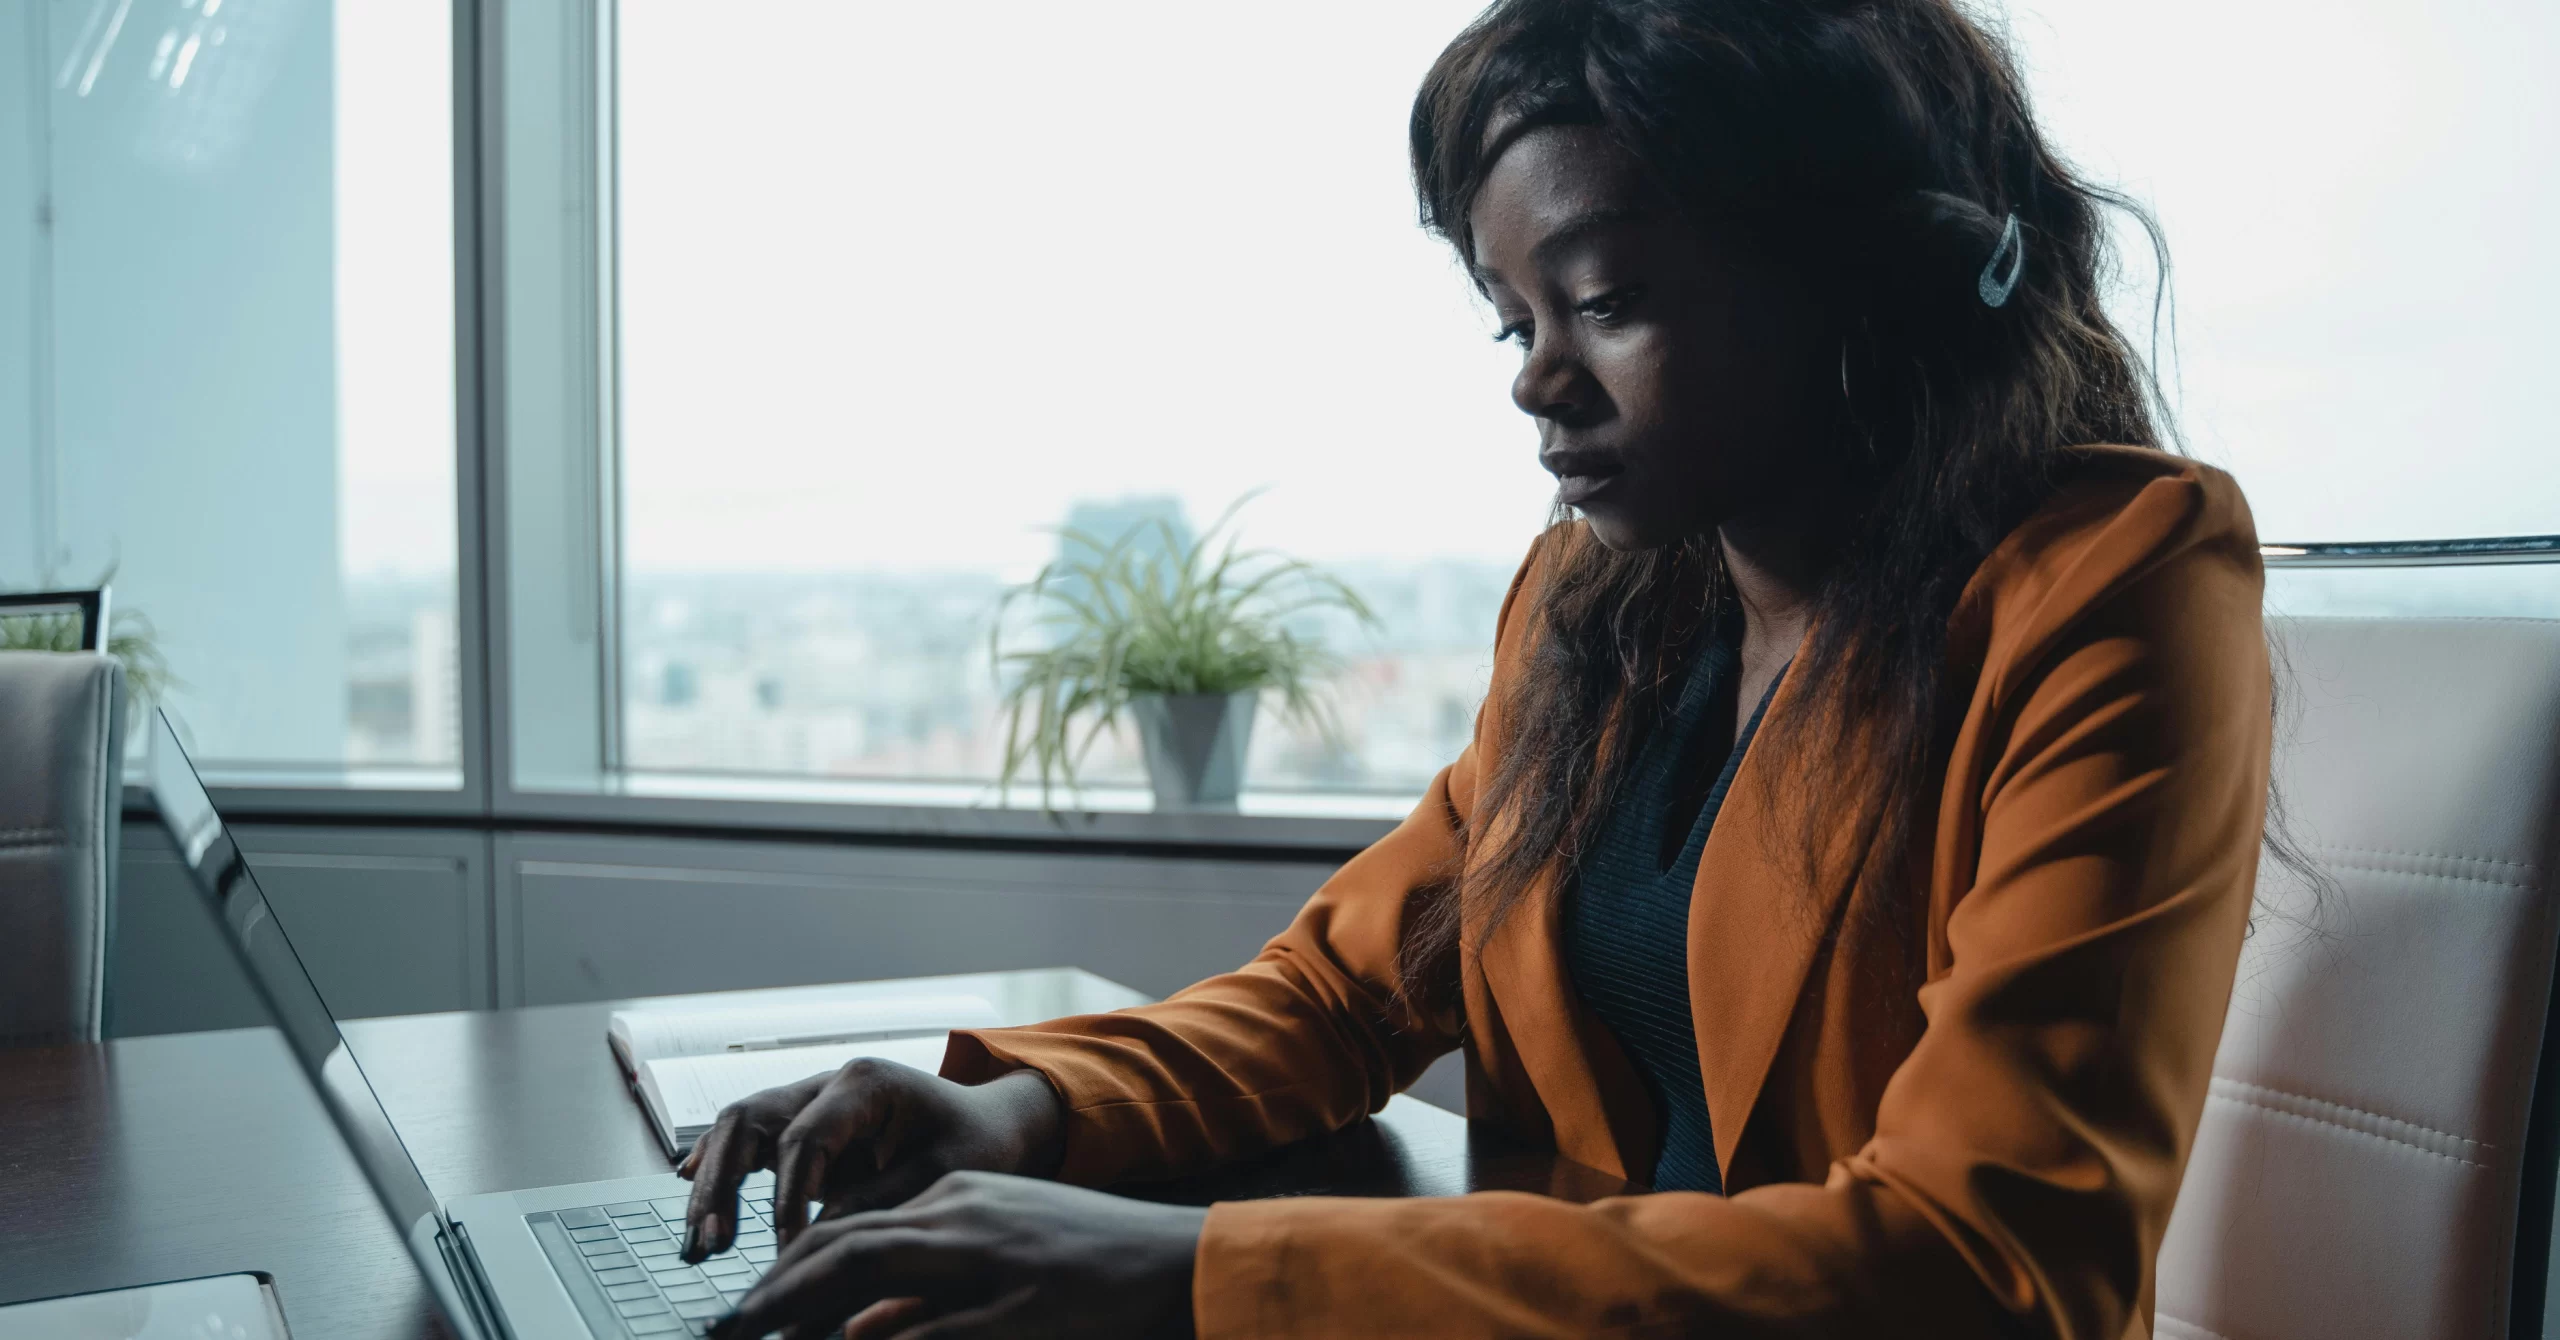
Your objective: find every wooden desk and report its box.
[0,969,1625,1336]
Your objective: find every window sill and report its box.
[496,772,1412,855]
[145,767,1415,856]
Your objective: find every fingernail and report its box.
[705,1312,739,1339]
[681,1222,703,1263]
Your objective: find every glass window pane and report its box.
[2002,0,2559,541]
[2266,562,2560,621]
[615,1,1544,797]
[616,1,2558,803]
[4,0,459,780]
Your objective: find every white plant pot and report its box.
[1129,690,1258,811]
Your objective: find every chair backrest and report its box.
[2155,616,2560,1340]
[0,652,127,1047]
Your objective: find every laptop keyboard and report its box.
[527,1171,791,1338]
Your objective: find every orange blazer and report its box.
[945,445,2270,1339]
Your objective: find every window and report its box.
[8,0,2550,820]
[4,0,460,781]
[611,0,1545,798]
[604,0,2560,803]
[2000,0,2559,543]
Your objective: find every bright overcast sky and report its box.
[337,0,2559,579]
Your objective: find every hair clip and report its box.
[1978,213,2024,308]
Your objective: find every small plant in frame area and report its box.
[989,495,1378,812]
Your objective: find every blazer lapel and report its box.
[1475,861,1660,1183]
[1686,661,1861,1183]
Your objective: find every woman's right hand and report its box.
[676,1059,1067,1263]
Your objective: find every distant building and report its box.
[1056,496,1194,592]
[607,552,1516,794]
[660,661,698,707]
[410,606,460,765]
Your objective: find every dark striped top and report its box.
[1563,610,1783,1193]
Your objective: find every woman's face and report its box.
[1468,123,1830,551]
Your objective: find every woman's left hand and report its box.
[705,1170,1206,1340]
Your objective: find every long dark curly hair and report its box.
[1394,0,2190,1003]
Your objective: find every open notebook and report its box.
[607,992,1002,1158]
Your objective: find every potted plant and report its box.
[990,499,1374,812]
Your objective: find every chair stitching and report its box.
[2317,857,2535,892]
[2214,1076,2491,1150]
[2305,843,2537,875]
[2209,1078,2493,1167]
[2213,1094,2492,1170]
[0,827,68,851]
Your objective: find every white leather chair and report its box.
[2156,616,2560,1340]
[0,651,128,1047]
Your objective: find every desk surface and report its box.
[0,969,1625,1337]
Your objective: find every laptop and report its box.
[143,708,795,1338]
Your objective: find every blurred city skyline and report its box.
[348,493,1518,794]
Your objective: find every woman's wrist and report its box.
[977,1067,1070,1177]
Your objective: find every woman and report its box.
[687,0,2272,1335]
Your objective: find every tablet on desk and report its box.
[0,1272,289,1340]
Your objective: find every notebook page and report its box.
[608,993,999,1068]
[638,1033,955,1152]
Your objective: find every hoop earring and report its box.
[1978,213,2025,308]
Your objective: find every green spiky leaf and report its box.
[989,494,1376,808]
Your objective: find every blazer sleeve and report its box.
[936,540,1547,1186]
[1186,510,2271,1338]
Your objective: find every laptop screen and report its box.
[141,709,471,1326]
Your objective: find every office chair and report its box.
[0,589,127,1047]
[2154,616,2560,1339]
